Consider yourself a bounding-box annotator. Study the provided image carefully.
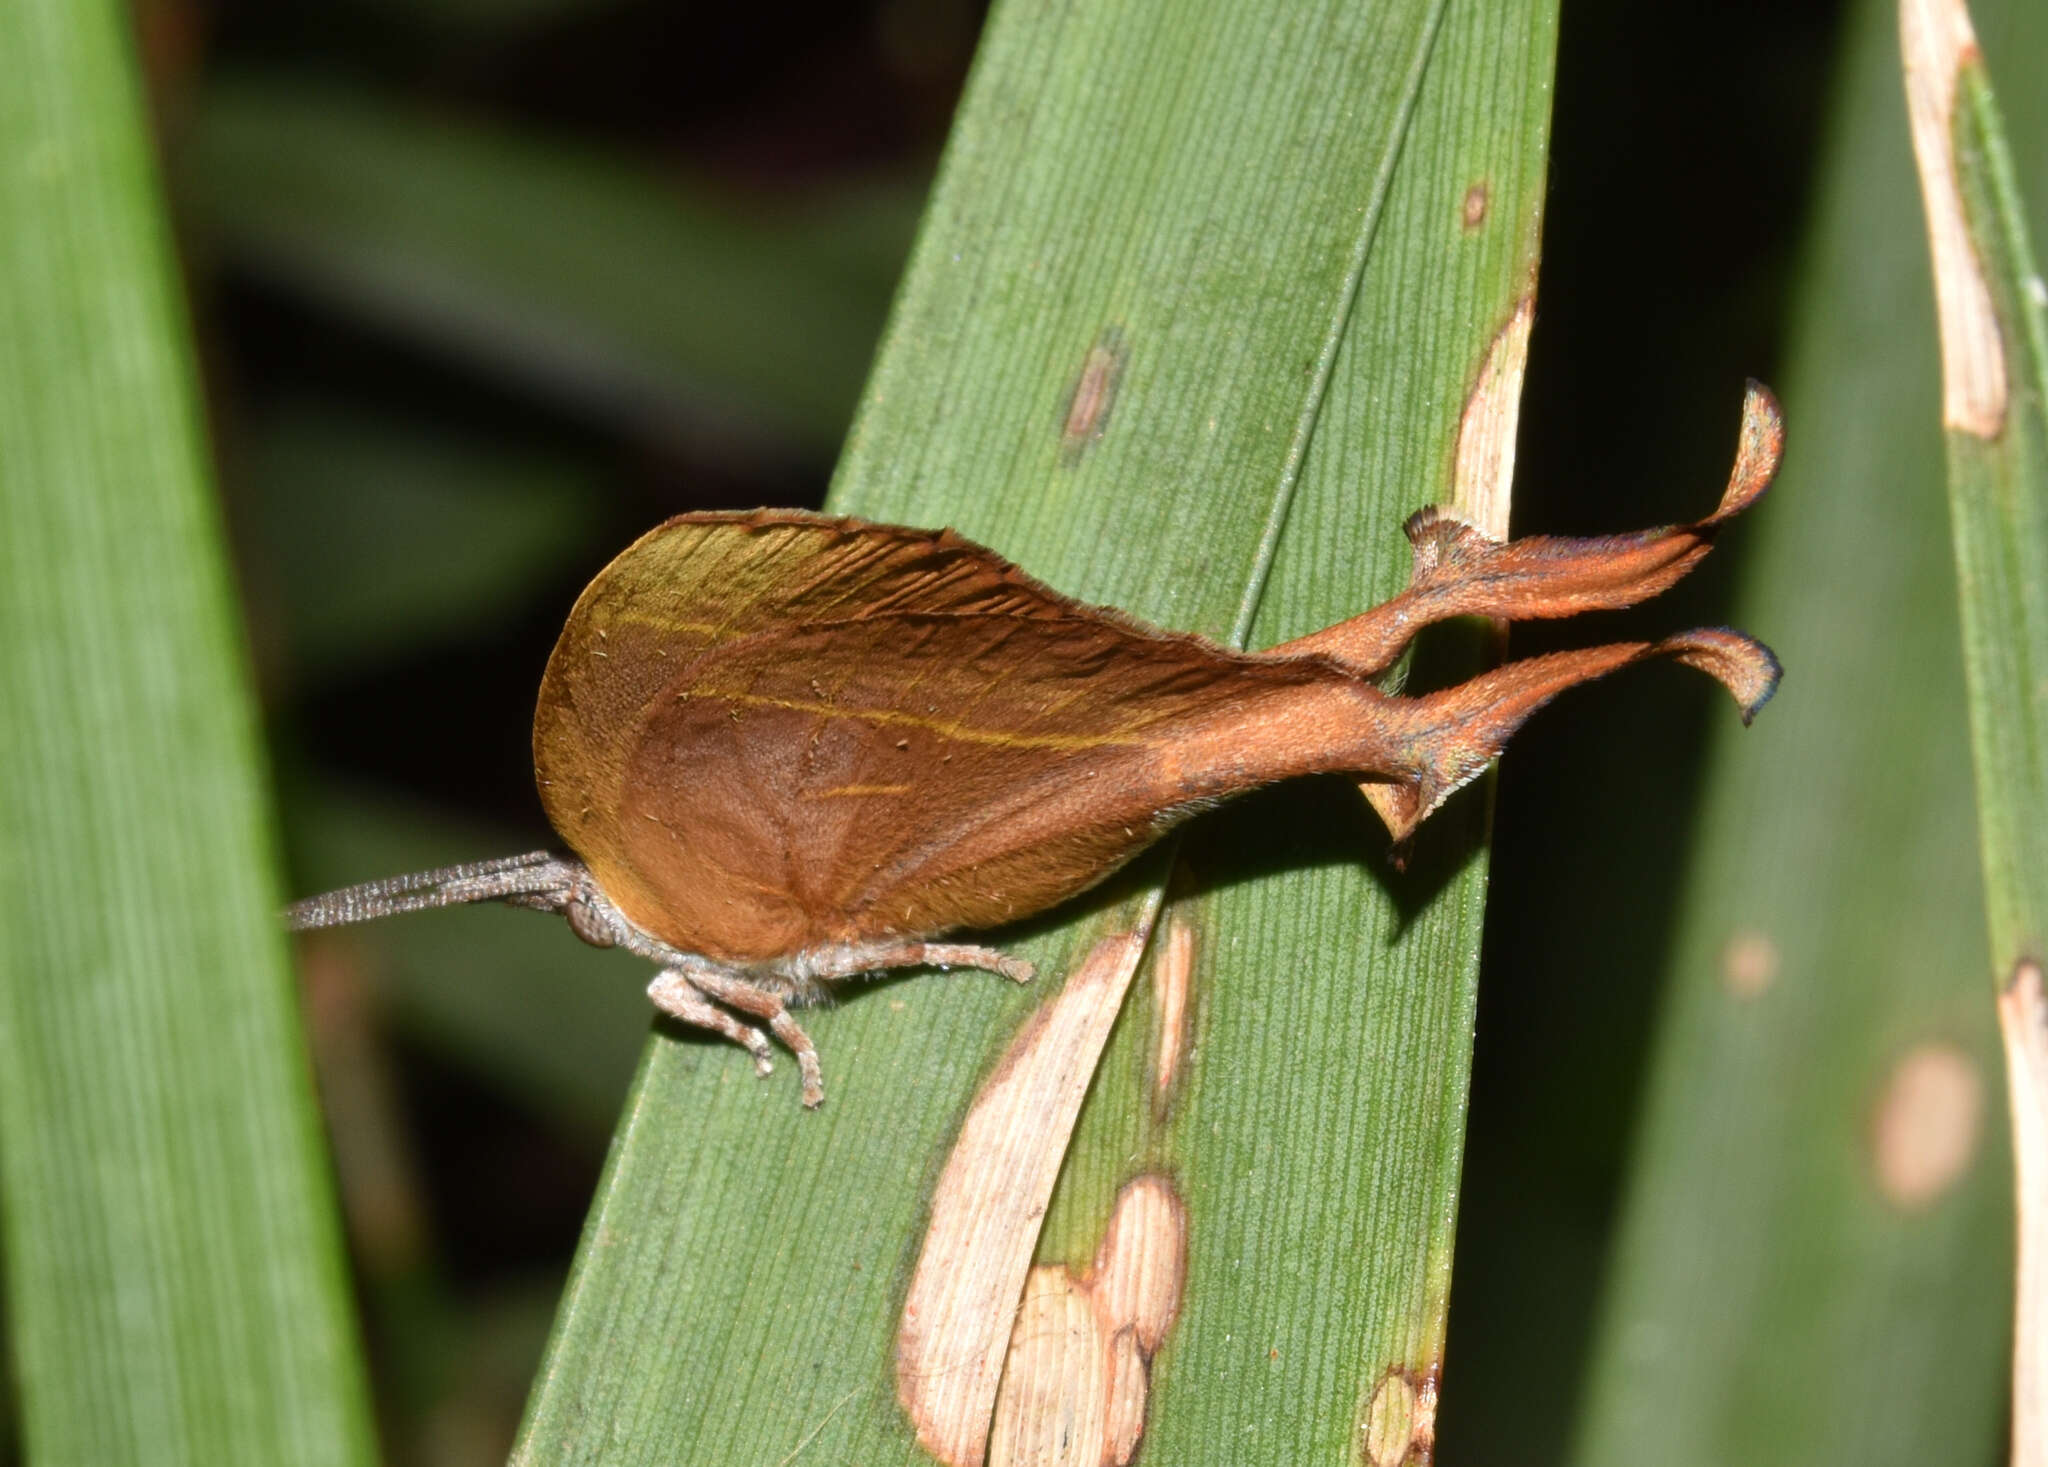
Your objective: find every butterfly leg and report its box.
[647,969,777,1078]
[680,965,827,1108]
[914,944,1036,982]
[803,941,1035,985]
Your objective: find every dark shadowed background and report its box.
[118,0,1939,1461]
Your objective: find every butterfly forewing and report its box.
[535,513,1351,962]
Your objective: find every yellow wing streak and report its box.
[713,691,1154,752]
[603,612,726,640]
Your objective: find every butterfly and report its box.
[290,383,1784,1106]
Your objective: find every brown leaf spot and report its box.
[1061,328,1128,462]
[898,933,1150,1467]
[1901,0,2003,436]
[1870,1041,1984,1210]
[1720,928,1780,998]
[1460,181,1489,230]
[987,1175,1189,1467]
[990,1268,1108,1467]
[1360,1366,1438,1467]
[1451,294,1534,540]
[1151,914,1194,1105]
[1101,1327,1147,1466]
[1089,1176,1189,1356]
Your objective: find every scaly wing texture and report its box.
[536,513,1123,935]
[534,514,1349,960]
[612,611,1356,960]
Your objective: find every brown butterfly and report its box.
[289,383,1785,1106]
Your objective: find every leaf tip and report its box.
[1900,0,2007,436]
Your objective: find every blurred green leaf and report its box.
[1564,1,2048,1461]
[287,781,651,1136]
[245,404,596,677]
[511,1,1561,1462]
[0,4,375,1464]
[180,76,923,455]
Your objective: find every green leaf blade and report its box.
[0,5,376,1465]
[1562,1,2048,1461]
[512,2,1558,1463]
[1919,10,2048,1457]
[182,77,916,456]
[1942,54,2048,978]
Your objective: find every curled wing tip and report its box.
[1714,381,1787,521]
[1357,624,1782,848]
[1736,639,1784,725]
[1657,627,1782,724]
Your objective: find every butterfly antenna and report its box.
[284,851,585,930]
